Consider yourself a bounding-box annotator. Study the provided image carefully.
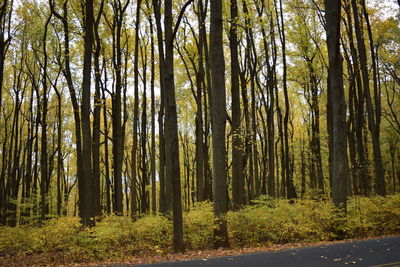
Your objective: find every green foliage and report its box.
[0,217,81,256]
[228,199,336,247]
[183,201,215,250]
[345,195,400,238]
[1,195,399,263]
[74,215,173,260]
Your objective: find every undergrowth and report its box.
[0,195,399,262]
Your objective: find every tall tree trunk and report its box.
[360,0,385,196]
[50,0,85,219]
[140,43,148,214]
[0,0,12,116]
[92,0,104,216]
[101,70,111,215]
[112,0,130,215]
[149,9,157,214]
[325,0,349,211]
[230,0,244,209]
[39,14,52,222]
[21,84,35,221]
[131,0,142,218]
[200,0,212,202]
[343,0,369,195]
[153,0,166,214]
[53,78,63,217]
[195,0,205,202]
[276,0,295,199]
[80,0,95,226]
[210,0,229,248]
[255,0,275,198]
[164,0,186,252]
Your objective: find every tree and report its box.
[131,0,142,219]
[163,0,184,252]
[80,0,95,226]
[324,0,349,210]
[230,0,244,209]
[109,0,130,215]
[153,0,194,252]
[92,0,105,216]
[0,0,12,115]
[210,0,229,248]
[276,0,296,199]
[147,2,157,214]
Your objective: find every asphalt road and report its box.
[132,236,400,267]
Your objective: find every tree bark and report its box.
[131,0,142,218]
[210,0,229,248]
[111,0,130,215]
[325,0,349,211]
[230,0,244,209]
[92,0,104,216]
[80,0,95,226]
[149,8,157,214]
[360,0,385,196]
[164,0,185,252]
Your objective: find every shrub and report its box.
[0,194,399,263]
[183,201,215,250]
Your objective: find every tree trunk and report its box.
[149,10,157,214]
[80,0,95,226]
[325,0,349,211]
[101,71,111,215]
[131,0,142,218]
[112,0,130,215]
[195,0,205,202]
[0,0,12,116]
[230,0,244,209]
[92,0,104,216]
[360,0,385,196]
[153,0,166,214]
[53,79,63,217]
[210,0,229,248]
[39,14,52,222]
[140,43,148,214]
[164,0,185,252]
[50,0,85,220]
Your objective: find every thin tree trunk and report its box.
[149,8,157,214]
[101,69,111,215]
[0,0,12,116]
[53,77,63,217]
[140,43,148,214]
[230,0,244,209]
[92,0,104,216]
[360,0,385,196]
[153,0,166,214]
[131,0,142,218]
[39,14,52,222]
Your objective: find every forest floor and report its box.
[1,235,398,266]
[1,196,399,266]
